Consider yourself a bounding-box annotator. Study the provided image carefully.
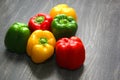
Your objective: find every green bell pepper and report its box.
[51,14,78,40]
[4,22,31,53]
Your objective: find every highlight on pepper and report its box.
[4,22,31,54]
[51,14,78,40]
[26,30,56,63]
[50,4,77,20]
[55,36,85,70]
[28,13,53,32]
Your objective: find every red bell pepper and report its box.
[28,13,53,32]
[55,36,85,70]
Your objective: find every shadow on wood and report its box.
[3,49,27,63]
[28,55,56,79]
[56,65,84,80]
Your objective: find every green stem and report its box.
[35,16,45,24]
[39,38,47,44]
[60,19,69,24]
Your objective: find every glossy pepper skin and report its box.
[26,30,56,63]
[51,14,78,40]
[28,13,53,32]
[55,36,85,70]
[50,4,77,20]
[4,22,31,53]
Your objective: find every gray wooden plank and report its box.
[0,0,120,80]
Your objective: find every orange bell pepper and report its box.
[49,4,77,20]
[26,30,56,63]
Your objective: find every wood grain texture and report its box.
[0,0,120,80]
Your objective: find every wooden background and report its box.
[0,0,120,80]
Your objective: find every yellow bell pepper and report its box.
[50,4,77,20]
[26,30,56,63]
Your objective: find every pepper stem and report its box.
[39,38,47,44]
[35,16,45,24]
[60,19,69,24]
